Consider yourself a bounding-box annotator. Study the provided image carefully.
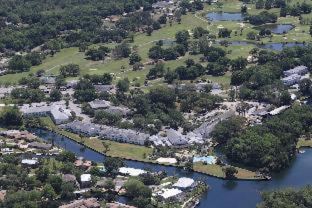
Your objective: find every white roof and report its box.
[173,177,195,188]
[158,188,182,199]
[21,159,38,165]
[118,167,146,176]
[156,157,177,164]
[269,105,290,115]
[80,174,91,182]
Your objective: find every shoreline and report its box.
[36,119,266,181]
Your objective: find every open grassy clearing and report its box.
[0,0,310,87]
[193,162,262,180]
[297,138,312,148]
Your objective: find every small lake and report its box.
[225,41,306,51]
[206,12,246,21]
[31,129,312,208]
[255,24,294,34]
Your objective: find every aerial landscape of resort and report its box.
[0,0,312,207]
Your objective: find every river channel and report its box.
[32,129,312,208]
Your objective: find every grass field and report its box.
[193,162,262,180]
[297,138,312,148]
[0,0,310,88]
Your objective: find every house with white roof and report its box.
[20,101,72,124]
[21,158,38,167]
[118,167,146,176]
[173,177,195,190]
[283,65,308,77]
[80,174,92,188]
[156,188,183,201]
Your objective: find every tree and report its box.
[223,166,238,179]
[148,45,163,60]
[60,182,75,200]
[231,57,248,71]
[279,91,291,105]
[103,157,124,176]
[112,42,131,59]
[8,55,31,72]
[146,63,165,80]
[0,107,23,128]
[116,78,130,92]
[175,30,190,46]
[49,89,62,101]
[42,184,57,200]
[241,5,247,13]
[60,64,80,77]
[218,28,232,38]
[124,179,152,199]
[257,186,312,208]
[149,86,176,108]
[104,179,115,190]
[299,78,312,96]
[47,175,63,194]
[211,116,245,144]
[129,53,141,65]
[164,70,177,84]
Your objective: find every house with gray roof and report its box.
[283,65,308,77]
[281,74,301,86]
[94,85,114,93]
[88,100,111,109]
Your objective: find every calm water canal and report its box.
[32,129,312,208]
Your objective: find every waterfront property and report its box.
[281,65,309,86]
[20,101,72,124]
[60,120,149,145]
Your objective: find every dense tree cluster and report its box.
[0,152,82,208]
[85,46,110,61]
[0,0,155,52]
[257,186,312,208]
[8,53,44,72]
[224,105,312,171]
[254,0,286,10]
[232,46,312,105]
[245,11,278,25]
[280,2,312,17]
[59,64,80,77]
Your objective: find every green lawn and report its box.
[193,162,263,180]
[297,138,312,148]
[1,0,310,87]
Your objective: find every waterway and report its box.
[228,41,306,51]
[206,12,246,21]
[254,24,294,34]
[32,129,312,208]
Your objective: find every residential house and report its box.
[59,198,100,208]
[281,74,301,86]
[80,174,92,188]
[156,188,183,201]
[0,190,6,202]
[283,65,308,77]
[21,158,38,167]
[106,202,136,208]
[94,84,114,94]
[28,142,52,150]
[20,102,72,124]
[88,100,111,109]
[173,177,195,190]
[0,87,13,99]
[62,174,80,188]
